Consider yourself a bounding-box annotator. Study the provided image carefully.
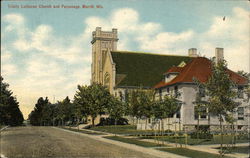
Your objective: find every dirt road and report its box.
[0,126,159,158]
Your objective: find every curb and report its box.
[0,126,9,132]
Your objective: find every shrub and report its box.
[190,132,213,139]
[237,133,249,140]
[97,117,128,126]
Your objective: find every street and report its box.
[0,126,158,158]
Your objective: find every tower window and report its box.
[159,89,162,100]
[176,110,181,118]
[174,86,178,97]
[167,88,170,93]
[238,107,244,120]
[119,91,123,101]
[104,73,110,90]
[125,89,129,102]
[238,86,244,98]
[194,106,207,120]
[199,87,205,97]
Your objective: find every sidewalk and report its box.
[57,127,185,158]
[0,126,9,131]
[66,126,249,158]
[141,137,249,158]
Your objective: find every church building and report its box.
[91,27,249,131]
[91,27,193,98]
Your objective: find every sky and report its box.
[1,0,250,119]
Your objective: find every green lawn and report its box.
[90,125,156,135]
[140,134,249,145]
[231,146,249,154]
[90,125,136,133]
[89,125,249,145]
[90,125,172,136]
[105,136,166,147]
[62,127,106,135]
[215,146,250,154]
[158,148,231,158]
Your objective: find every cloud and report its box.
[137,30,194,53]
[2,64,17,76]
[13,40,32,52]
[111,8,139,32]
[2,13,93,118]
[1,46,16,77]
[3,13,27,39]
[1,46,12,61]
[1,6,249,119]
[83,7,249,73]
[3,13,25,26]
[198,7,249,72]
[2,53,11,61]
[84,8,163,50]
[3,14,87,64]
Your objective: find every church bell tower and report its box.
[91,27,118,84]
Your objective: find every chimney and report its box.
[96,27,101,31]
[188,48,198,57]
[95,27,101,36]
[112,28,117,33]
[215,48,224,64]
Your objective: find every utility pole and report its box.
[53,95,55,126]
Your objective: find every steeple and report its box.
[91,27,118,84]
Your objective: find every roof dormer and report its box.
[164,66,183,83]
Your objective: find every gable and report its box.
[110,51,193,88]
[178,61,187,67]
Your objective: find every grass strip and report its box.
[158,148,231,158]
[90,125,136,134]
[104,136,166,147]
[90,125,156,136]
[140,135,249,145]
[214,146,250,154]
[61,127,106,135]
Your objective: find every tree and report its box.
[204,60,239,156]
[57,96,73,126]
[74,83,111,127]
[0,76,24,126]
[127,89,154,128]
[224,113,237,147]
[237,70,249,79]
[193,95,208,138]
[140,90,155,129]
[28,97,50,126]
[127,90,141,123]
[153,98,168,140]
[41,103,54,126]
[192,80,209,137]
[237,71,250,102]
[106,96,126,126]
[153,95,181,144]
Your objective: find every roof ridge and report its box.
[111,50,190,57]
[154,57,248,89]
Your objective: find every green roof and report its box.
[111,51,193,88]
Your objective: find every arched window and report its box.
[104,72,110,90]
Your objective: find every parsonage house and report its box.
[91,27,249,131]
